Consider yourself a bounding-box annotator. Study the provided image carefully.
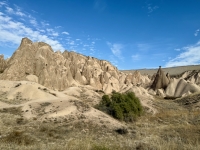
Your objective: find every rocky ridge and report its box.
[0,38,148,94]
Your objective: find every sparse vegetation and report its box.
[96,92,143,122]
[0,96,200,149]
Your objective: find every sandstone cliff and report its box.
[0,38,146,93]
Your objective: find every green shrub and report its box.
[96,92,143,122]
[101,95,111,107]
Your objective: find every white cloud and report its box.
[16,11,26,17]
[5,5,26,17]
[0,10,64,50]
[194,29,200,36]
[0,2,101,55]
[41,21,49,27]
[30,19,37,26]
[14,5,26,17]
[68,41,75,45]
[107,42,124,60]
[62,31,69,35]
[0,1,7,7]
[166,41,200,67]
[46,28,59,37]
[5,6,14,13]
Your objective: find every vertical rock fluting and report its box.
[0,38,147,93]
[0,55,7,73]
[151,66,170,90]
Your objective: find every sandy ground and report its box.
[0,80,125,130]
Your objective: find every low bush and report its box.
[2,130,35,145]
[96,92,143,122]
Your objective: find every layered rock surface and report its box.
[0,38,146,93]
[0,55,7,73]
[165,78,200,97]
[150,67,200,98]
[181,70,200,85]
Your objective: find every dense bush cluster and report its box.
[96,92,143,122]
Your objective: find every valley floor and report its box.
[0,95,200,150]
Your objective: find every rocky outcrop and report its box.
[181,70,200,85]
[0,55,7,73]
[165,78,200,97]
[0,38,146,93]
[151,66,170,90]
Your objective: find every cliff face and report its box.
[0,38,146,93]
[0,55,7,73]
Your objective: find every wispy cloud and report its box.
[194,29,200,36]
[132,54,140,61]
[0,1,7,7]
[174,48,181,51]
[62,31,69,35]
[5,5,26,17]
[14,5,26,17]
[109,55,118,67]
[0,1,100,56]
[30,19,37,26]
[145,3,159,15]
[166,41,200,67]
[107,42,124,60]
[0,2,70,51]
[5,6,14,13]
[41,21,49,27]
[46,28,59,36]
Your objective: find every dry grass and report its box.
[0,91,30,104]
[0,96,200,150]
[132,97,200,150]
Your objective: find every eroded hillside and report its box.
[1,38,200,150]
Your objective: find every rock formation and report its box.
[0,55,7,73]
[165,78,200,97]
[0,38,146,93]
[151,66,170,90]
[181,70,200,85]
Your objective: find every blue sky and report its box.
[0,0,200,70]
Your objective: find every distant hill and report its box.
[121,65,200,76]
